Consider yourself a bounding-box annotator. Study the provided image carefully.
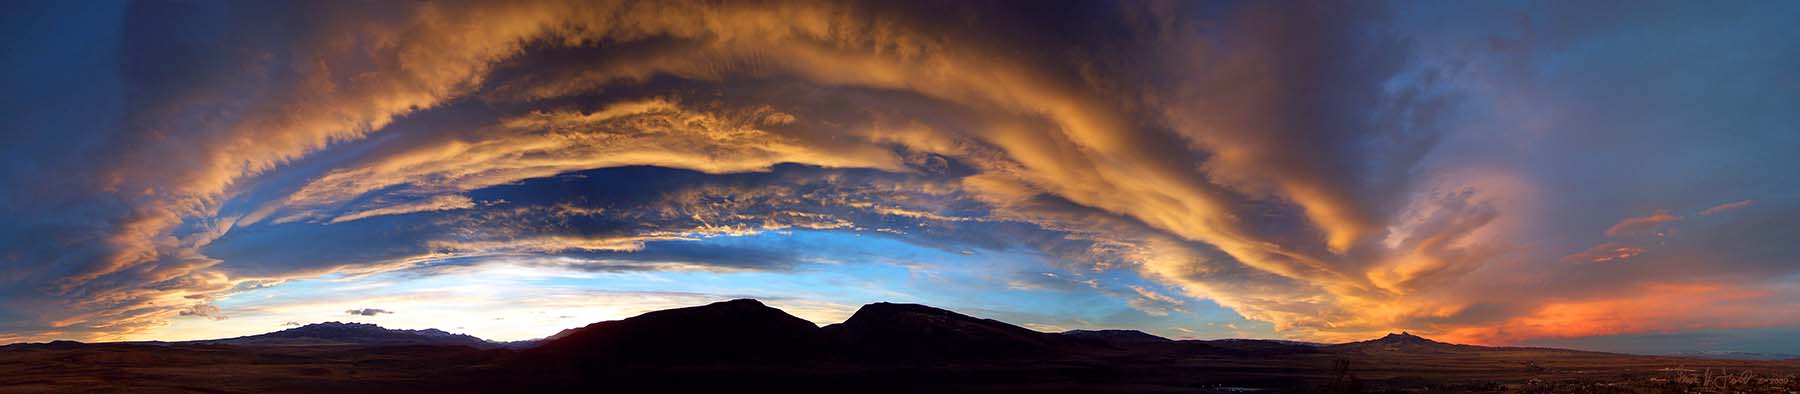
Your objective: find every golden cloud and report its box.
[41,0,1749,347]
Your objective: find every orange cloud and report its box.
[1561,242,1646,264]
[1700,200,1754,216]
[30,1,1685,348]
[170,0,1404,343]
[254,98,902,225]
[1604,210,1680,237]
[327,195,476,224]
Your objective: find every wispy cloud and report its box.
[1700,200,1754,216]
[1562,243,1646,264]
[178,304,228,321]
[326,195,477,224]
[1604,210,1680,238]
[344,308,394,316]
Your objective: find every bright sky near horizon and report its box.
[2,0,1797,355]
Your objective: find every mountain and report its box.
[528,298,824,363]
[11,300,1800,394]
[198,322,495,348]
[1201,339,1325,355]
[1052,331,1326,356]
[822,302,1066,362]
[529,300,1078,364]
[1223,338,1325,347]
[1327,332,1477,353]
[490,327,578,349]
[0,340,88,351]
[1058,329,1170,344]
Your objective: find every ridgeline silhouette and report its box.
[6,299,1798,393]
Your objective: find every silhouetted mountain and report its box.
[9,300,1798,394]
[198,322,495,348]
[1327,332,1477,353]
[1054,329,1241,356]
[0,340,88,351]
[1059,329,1170,344]
[1229,338,1326,347]
[540,327,578,342]
[822,302,1065,362]
[1202,339,1325,355]
[529,299,823,364]
[490,327,578,349]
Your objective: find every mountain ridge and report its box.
[822,301,1072,361]
[528,298,825,363]
[7,300,1797,393]
[9,300,1703,358]
[1058,329,1171,343]
[193,321,497,348]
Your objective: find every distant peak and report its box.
[1059,329,1171,342]
[856,302,951,314]
[673,298,782,313]
[208,320,496,347]
[301,321,380,328]
[1061,329,1156,336]
[842,302,972,324]
[1371,331,1444,345]
[716,298,767,307]
[606,298,804,326]
[835,302,1036,335]
[271,321,389,332]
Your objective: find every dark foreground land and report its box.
[3,300,1797,393]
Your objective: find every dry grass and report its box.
[2,342,1796,393]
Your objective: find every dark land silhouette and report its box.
[3,299,1797,393]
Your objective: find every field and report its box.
[3,341,1796,393]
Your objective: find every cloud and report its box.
[1561,209,1681,265]
[1562,243,1646,264]
[1564,199,1766,265]
[1700,200,1754,216]
[177,304,227,321]
[1604,210,1681,238]
[1128,285,1186,306]
[326,195,477,224]
[4,0,1799,350]
[26,0,1403,341]
[345,308,393,316]
[256,98,903,225]
[1125,285,1187,317]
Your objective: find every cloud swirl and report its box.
[2,0,1797,348]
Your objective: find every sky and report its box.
[0,0,1796,355]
